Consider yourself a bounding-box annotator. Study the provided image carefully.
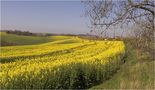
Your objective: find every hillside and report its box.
[0,32,72,46]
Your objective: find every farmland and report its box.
[0,32,71,46]
[1,0,154,89]
[0,32,126,89]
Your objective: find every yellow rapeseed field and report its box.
[0,36,126,89]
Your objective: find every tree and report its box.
[83,0,154,51]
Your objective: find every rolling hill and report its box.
[0,32,72,46]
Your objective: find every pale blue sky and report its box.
[1,1,90,34]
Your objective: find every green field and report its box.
[0,32,71,46]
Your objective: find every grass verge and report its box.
[90,43,155,89]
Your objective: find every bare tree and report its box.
[83,0,154,51]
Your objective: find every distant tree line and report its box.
[1,30,123,41]
[1,30,97,37]
[1,30,37,36]
[1,30,57,37]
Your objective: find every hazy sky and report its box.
[1,1,90,34]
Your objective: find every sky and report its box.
[1,1,90,34]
